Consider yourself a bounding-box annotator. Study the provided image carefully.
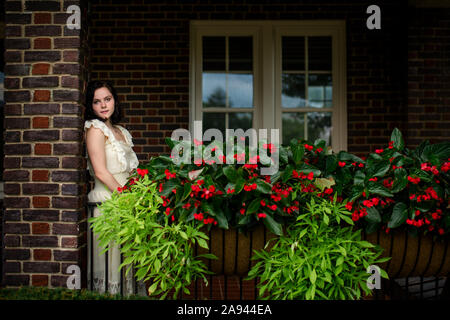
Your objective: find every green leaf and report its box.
[235,177,246,193]
[422,142,450,161]
[281,164,293,183]
[214,208,229,229]
[255,179,272,194]
[182,183,192,201]
[246,198,261,215]
[197,238,209,249]
[223,166,238,182]
[262,214,283,236]
[309,269,317,284]
[367,183,393,197]
[387,202,408,229]
[325,155,338,173]
[368,161,390,178]
[354,170,365,186]
[390,128,405,151]
[293,144,305,164]
[391,168,408,193]
[365,206,381,224]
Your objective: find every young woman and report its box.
[84,80,141,295]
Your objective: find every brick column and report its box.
[3,0,90,288]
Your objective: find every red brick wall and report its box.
[88,0,409,160]
[406,7,450,147]
[2,0,90,287]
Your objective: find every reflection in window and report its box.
[229,112,252,131]
[202,73,226,108]
[282,73,305,108]
[281,36,333,145]
[307,112,331,145]
[307,74,332,108]
[228,73,253,108]
[201,35,254,139]
[282,113,305,144]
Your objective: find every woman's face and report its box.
[92,87,115,120]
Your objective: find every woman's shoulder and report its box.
[84,119,111,141]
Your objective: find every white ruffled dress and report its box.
[84,119,144,296]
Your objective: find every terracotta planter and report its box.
[363,230,450,278]
[197,224,277,277]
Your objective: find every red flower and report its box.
[369,177,378,182]
[375,149,384,154]
[407,176,420,184]
[363,200,374,208]
[165,169,176,180]
[260,200,266,206]
[257,213,267,218]
[304,144,314,151]
[244,183,257,191]
[182,203,191,209]
[227,188,235,194]
[345,201,353,211]
[137,168,149,176]
[371,197,379,206]
[194,212,204,221]
[338,161,346,167]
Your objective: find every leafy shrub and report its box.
[127,128,449,237]
[90,172,217,299]
[246,195,389,300]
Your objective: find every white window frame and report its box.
[190,20,347,152]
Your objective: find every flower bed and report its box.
[125,128,449,238]
[90,128,449,299]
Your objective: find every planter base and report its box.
[363,230,450,278]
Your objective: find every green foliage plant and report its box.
[131,128,449,238]
[246,194,390,300]
[89,172,217,299]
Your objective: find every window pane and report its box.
[282,73,305,108]
[203,113,225,135]
[308,37,332,71]
[202,73,226,108]
[229,112,253,131]
[282,37,305,71]
[307,112,331,145]
[307,74,332,108]
[282,112,305,145]
[228,73,253,108]
[203,36,226,71]
[229,37,253,71]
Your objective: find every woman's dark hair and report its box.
[84,80,122,124]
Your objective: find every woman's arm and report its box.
[85,126,122,193]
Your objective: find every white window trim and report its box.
[190,20,347,152]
